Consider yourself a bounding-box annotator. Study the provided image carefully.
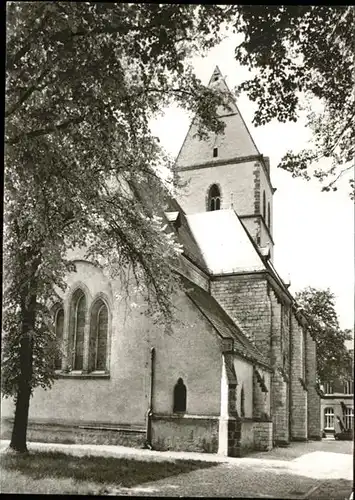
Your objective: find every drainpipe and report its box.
[145,347,155,449]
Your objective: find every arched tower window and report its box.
[267,202,271,228]
[208,184,221,211]
[89,299,109,372]
[54,308,64,370]
[173,378,187,413]
[262,191,266,220]
[69,289,86,370]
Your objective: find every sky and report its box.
[150,33,354,333]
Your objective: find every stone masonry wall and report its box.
[240,419,254,454]
[211,275,291,445]
[254,421,273,451]
[210,274,271,353]
[176,161,256,216]
[270,290,289,444]
[290,314,308,440]
[1,418,146,448]
[306,331,321,439]
[151,415,219,453]
[253,373,266,418]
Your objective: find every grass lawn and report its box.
[0,449,218,495]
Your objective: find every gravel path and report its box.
[1,439,352,498]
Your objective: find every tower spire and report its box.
[208,65,223,86]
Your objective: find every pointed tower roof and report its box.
[175,66,260,170]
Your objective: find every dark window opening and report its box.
[213,147,218,158]
[240,384,245,417]
[208,184,221,212]
[173,378,187,413]
[262,191,266,220]
[267,202,271,228]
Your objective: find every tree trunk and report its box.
[9,309,35,453]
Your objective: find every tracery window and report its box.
[89,299,109,372]
[54,307,64,370]
[69,289,86,370]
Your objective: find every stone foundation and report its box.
[253,420,273,451]
[240,419,254,454]
[227,417,241,457]
[1,418,146,447]
[151,414,219,453]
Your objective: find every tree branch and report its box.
[323,164,353,190]
[5,69,51,118]
[6,116,84,145]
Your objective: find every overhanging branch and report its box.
[6,116,84,145]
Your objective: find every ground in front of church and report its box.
[0,438,353,498]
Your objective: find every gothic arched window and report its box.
[89,299,109,372]
[54,307,64,370]
[208,184,221,211]
[262,191,266,220]
[173,378,187,413]
[69,289,86,370]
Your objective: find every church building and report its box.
[1,67,321,456]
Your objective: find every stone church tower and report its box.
[174,66,321,446]
[175,66,275,261]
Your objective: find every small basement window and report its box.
[213,147,218,158]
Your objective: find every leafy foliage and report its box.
[295,287,353,384]
[3,2,234,404]
[232,6,354,196]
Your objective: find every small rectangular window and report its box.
[324,407,334,429]
[324,382,333,394]
[344,407,354,429]
[213,147,218,158]
[344,380,353,394]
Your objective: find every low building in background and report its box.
[320,349,354,439]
